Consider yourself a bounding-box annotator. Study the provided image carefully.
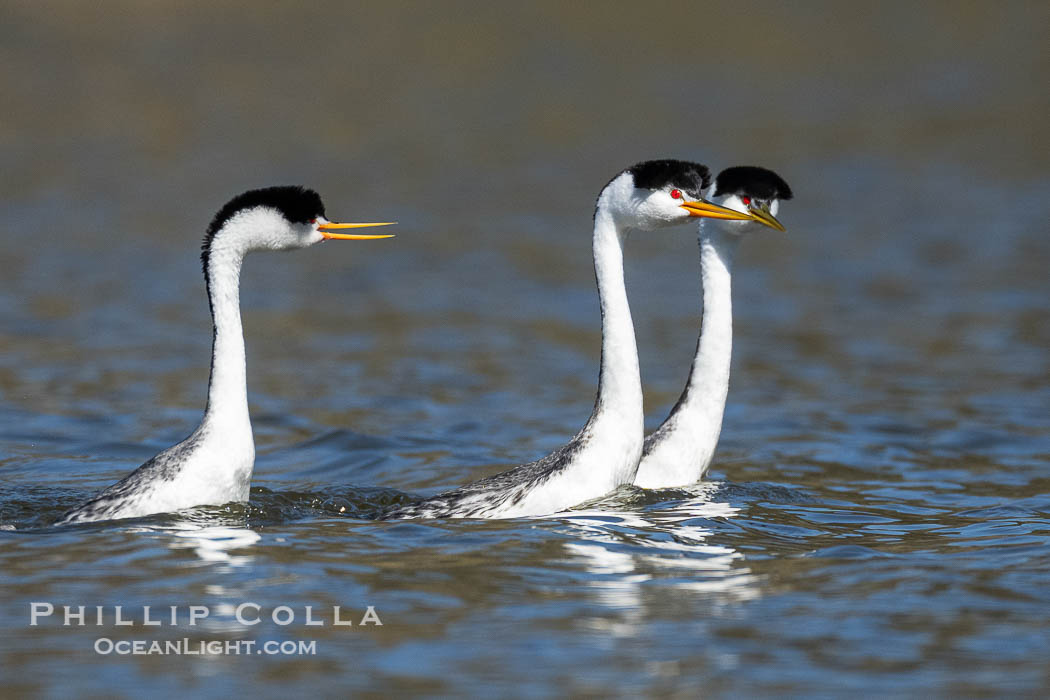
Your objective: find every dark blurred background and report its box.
[1,0,1047,473]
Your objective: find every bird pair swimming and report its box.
[56,159,790,525]
[387,161,791,518]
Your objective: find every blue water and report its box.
[2,3,1049,697]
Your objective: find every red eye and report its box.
[309,218,317,224]
[740,196,751,206]
[670,189,682,200]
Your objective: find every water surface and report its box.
[1,2,1049,697]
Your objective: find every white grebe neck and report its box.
[201,242,251,439]
[635,226,737,488]
[589,204,644,448]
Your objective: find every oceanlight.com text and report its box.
[94,638,317,656]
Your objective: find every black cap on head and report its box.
[625,159,711,199]
[206,186,326,238]
[714,166,793,201]
[201,185,325,276]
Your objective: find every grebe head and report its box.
[201,186,394,269]
[597,159,753,231]
[710,166,793,233]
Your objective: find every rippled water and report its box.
[2,2,1049,697]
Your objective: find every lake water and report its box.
[2,2,1049,696]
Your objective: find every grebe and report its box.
[634,166,792,488]
[58,186,393,524]
[386,160,753,519]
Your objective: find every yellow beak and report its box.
[318,221,397,240]
[747,204,786,232]
[679,200,755,221]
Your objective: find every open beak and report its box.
[680,199,754,221]
[746,203,786,232]
[318,221,397,240]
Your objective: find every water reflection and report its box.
[165,523,260,568]
[161,522,262,636]
[555,482,761,629]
